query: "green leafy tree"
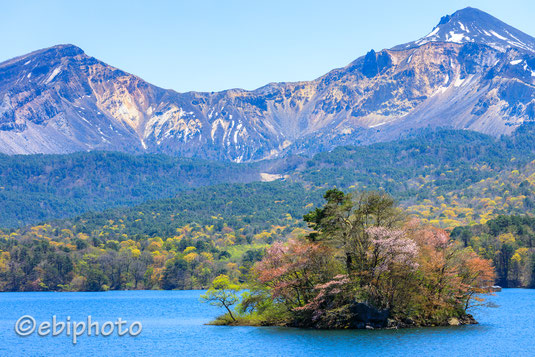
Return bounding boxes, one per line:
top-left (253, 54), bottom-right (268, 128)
top-left (201, 275), bottom-right (240, 321)
top-left (304, 189), bottom-right (403, 273)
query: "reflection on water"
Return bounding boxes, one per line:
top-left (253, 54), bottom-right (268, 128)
top-left (0, 289), bottom-right (533, 356)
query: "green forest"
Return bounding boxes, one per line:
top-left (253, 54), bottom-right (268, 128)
top-left (452, 215), bottom-right (535, 288)
top-left (0, 182), bottom-right (319, 291)
top-left (3, 126), bottom-right (535, 228)
top-left (0, 151), bottom-right (261, 227)
top-left (1, 126), bottom-right (535, 292)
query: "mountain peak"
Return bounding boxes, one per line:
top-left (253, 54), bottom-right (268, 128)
top-left (0, 44), bottom-right (85, 69)
top-left (32, 44), bottom-right (85, 59)
top-left (450, 7), bottom-right (490, 19)
top-left (50, 43), bottom-right (84, 53)
top-left (394, 7), bottom-right (535, 53)
top-left (436, 7), bottom-right (505, 29)
top-left (437, 7), bottom-right (481, 24)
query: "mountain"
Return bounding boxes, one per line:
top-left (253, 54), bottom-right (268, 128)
top-left (394, 7), bottom-right (535, 53)
top-left (1, 7), bottom-right (535, 162)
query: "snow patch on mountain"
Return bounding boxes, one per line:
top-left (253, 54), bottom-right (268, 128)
top-left (45, 66), bottom-right (61, 84)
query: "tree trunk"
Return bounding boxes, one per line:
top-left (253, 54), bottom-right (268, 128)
top-left (224, 304), bottom-right (236, 321)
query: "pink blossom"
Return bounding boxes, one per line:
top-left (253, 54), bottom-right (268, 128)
top-left (366, 226), bottom-right (419, 273)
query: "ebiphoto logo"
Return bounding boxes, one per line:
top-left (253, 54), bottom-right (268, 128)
top-left (15, 315), bottom-right (142, 344)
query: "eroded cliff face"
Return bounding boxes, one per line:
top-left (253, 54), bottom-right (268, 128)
top-left (1, 7), bottom-right (535, 161)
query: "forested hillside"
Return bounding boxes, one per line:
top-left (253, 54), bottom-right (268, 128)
top-left (293, 126), bottom-right (535, 198)
top-left (0, 182), bottom-right (320, 291)
top-left (0, 151), bottom-right (261, 227)
top-left (289, 126), bottom-right (535, 228)
top-left (3, 126), bottom-right (535, 228)
top-left (452, 215), bottom-right (535, 288)
top-left (2, 127), bottom-right (535, 291)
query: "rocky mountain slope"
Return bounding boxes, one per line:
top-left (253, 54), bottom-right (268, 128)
top-left (1, 7), bottom-right (535, 161)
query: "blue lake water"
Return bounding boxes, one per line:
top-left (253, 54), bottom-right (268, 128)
top-left (0, 289), bottom-right (533, 356)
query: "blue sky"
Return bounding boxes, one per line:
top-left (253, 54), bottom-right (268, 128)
top-left (1, 0), bottom-right (534, 92)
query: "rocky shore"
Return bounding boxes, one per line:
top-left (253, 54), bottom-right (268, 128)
top-left (214, 302), bottom-right (478, 330)
top-left (286, 302), bottom-right (478, 330)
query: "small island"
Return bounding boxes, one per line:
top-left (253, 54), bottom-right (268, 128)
top-left (202, 189), bottom-right (495, 329)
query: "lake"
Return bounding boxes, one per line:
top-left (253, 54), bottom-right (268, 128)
top-left (0, 289), bottom-right (533, 356)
